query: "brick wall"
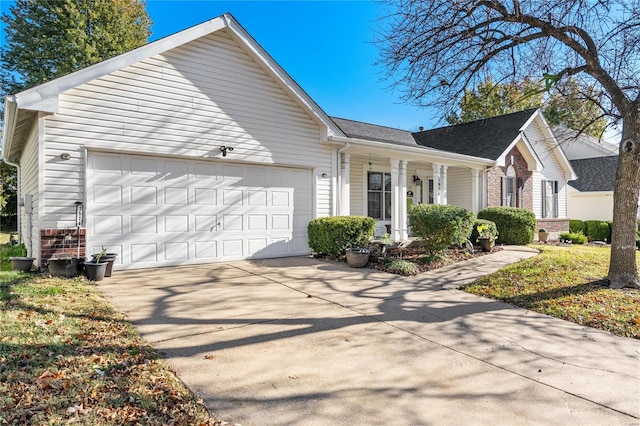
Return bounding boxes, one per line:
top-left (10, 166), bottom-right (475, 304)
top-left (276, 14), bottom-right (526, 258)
top-left (41, 228), bottom-right (86, 266)
top-left (487, 146), bottom-right (533, 209)
top-left (536, 218), bottom-right (569, 241)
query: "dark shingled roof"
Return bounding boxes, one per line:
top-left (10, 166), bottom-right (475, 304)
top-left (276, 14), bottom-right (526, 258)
top-left (568, 156), bottom-right (618, 192)
top-left (412, 109), bottom-right (538, 160)
top-left (330, 117), bottom-right (418, 147)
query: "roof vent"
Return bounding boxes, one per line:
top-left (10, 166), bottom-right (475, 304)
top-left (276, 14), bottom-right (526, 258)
top-left (418, 126), bottom-right (424, 131)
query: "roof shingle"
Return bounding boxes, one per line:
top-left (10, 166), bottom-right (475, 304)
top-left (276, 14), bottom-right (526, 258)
top-left (568, 156), bottom-right (618, 192)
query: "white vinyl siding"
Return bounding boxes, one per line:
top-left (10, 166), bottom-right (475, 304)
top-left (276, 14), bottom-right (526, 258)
top-left (525, 122), bottom-right (568, 218)
top-left (43, 29), bottom-right (332, 228)
top-left (19, 121), bottom-right (40, 258)
top-left (446, 167), bottom-right (472, 210)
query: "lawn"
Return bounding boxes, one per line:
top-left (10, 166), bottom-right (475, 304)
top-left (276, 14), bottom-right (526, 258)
top-left (0, 272), bottom-right (220, 425)
top-left (463, 244), bottom-right (640, 339)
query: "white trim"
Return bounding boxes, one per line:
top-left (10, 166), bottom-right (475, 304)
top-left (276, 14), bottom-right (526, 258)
top-left (530, 109), bottom-right (577, 180)
top-left (496, 133), bottom-right (543, 172)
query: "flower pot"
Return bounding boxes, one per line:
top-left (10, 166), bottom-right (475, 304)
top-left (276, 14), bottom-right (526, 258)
top-left (538, 232), bottom-right (549, 242)
top-left (345, 248), bottom-right (370, 268)
top-left (91, 253), bottom-right (117, 277)
top-left (48, 257), bottom-right (84, 278)
top-left (478, 238), bottom-right (492, 252)
top-left (10, 257), bottom-right (35, 272)
top-left (84, 261), bottom-right (107, 281)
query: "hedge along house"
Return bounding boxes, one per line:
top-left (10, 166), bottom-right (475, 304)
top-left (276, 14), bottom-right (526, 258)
top-left (2, 14), bottom-right (574, 271)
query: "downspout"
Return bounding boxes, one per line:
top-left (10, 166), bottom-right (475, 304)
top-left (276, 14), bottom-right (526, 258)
top-left (3, 158), bottom-right (21, 248)
top-left (336, 142), bottom-right (350, 216)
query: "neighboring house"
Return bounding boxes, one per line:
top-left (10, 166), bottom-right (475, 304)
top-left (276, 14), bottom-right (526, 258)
top-left (567, 156), bottom-right (618, 221)
top-left (1, 14), bottom-right (575, 271)
top-left (554, 126), bottom-right (618, 160)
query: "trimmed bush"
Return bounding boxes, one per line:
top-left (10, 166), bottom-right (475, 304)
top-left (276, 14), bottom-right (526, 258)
top-left (408, 204), bottom-right (476, 254)
top-left (308, 216), bottom-right (376, 259)
top-left (559, 232), bottom-right (587, 244)
top-left (469, 219), bottom-right (498, 244)
top-left (477, 206), bottom-right (536, 245)
top-left (585, 220), bottom-right (609, 242)
top-left (569, 219), bottom-right (586, 234)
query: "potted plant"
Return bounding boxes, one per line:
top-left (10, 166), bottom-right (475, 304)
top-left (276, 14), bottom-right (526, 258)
top-left (538, 228), bottom-right (549, 243)
top-left (8, 243), bottom-right (35, 273)
top-left (84, 247), bottom-right (108, 281)
top-left (345, 236), bottom-right (372, 268)
top-left (90, 251), bottom-right (117, 277)
top-left (476, 224), bottom-right (498, 252)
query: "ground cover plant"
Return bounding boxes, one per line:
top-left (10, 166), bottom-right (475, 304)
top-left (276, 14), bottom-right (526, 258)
top-left (463, 245), bottom-right (640, 339)
top-left (0, 272), bottom-right (220, 425)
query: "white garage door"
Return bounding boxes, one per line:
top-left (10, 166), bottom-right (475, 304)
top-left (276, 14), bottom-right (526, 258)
top-left (86, 153), bottom-right (312, 270)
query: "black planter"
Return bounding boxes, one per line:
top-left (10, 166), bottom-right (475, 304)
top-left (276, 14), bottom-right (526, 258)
top-left (48, 257), bottom-right (85, 278)
top-left (478, 238), bottom-right (492, 252)
top-left (10, 257), bottom-right (35, 273)
top-left (91, 253), bottom-right (117, 277)
top-left (84, 261), bottom-right (107, 281)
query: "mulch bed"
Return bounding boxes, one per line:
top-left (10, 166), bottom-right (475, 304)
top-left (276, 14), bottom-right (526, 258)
top-left (367, 243), bottom-right (502, 275)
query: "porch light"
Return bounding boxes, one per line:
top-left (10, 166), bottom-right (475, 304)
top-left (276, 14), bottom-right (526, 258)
top-left (413, 175), bottom-right (421, 183)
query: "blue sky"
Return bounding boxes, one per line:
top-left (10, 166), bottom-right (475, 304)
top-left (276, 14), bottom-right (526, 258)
top-left (0, 0), bottom-right (439, 131)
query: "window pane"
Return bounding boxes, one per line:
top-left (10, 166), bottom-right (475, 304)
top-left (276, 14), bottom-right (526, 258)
top-left (368, 173), bottom-right (382, 190)
top-left (544, 181), bottom-right (555, 218)
top-left (428, 179), bottom-right (434, 204)
top-left (368, 192), bottom-right (382, 219)
top-left (384, 190), bottom-right (392, 219)
top-left (384, 173), bottom-right (391, 191)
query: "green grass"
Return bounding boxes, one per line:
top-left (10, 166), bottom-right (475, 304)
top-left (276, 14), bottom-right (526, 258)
top-left (0, 272), bottom-right (220, 425)
top-left (463, 245), bottom-right (640, 339)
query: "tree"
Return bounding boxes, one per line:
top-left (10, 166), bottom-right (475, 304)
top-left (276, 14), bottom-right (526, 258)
top-left (378, 0), bottom-right (640, 289)
top-left (0, 0), bottom-right (151, 232)
top-left (447, 76), bottom-right (608, 138)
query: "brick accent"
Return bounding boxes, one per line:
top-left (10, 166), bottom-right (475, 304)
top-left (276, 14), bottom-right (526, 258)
top-left (536, 218), bottom-right (569, 241)
top-left (487, 146), bottom-right (533, 209)
top-left (40, 228), bottom-right (86, 265)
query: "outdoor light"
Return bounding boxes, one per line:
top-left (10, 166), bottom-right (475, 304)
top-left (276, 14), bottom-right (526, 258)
top-left (60, 153), bottom-right (71, 160)
top-left (321, 173), bottom-right (328, 178)
top-left (220, 146), bottom-right (234, 157)
top-left (413, 175), bottom-right (421, 183)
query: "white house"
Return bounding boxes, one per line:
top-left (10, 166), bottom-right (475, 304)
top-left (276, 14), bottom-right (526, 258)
top-left (1, 14), bottom-right (575, 271)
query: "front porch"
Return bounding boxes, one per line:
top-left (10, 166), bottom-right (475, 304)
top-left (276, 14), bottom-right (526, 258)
top-left (335, 148), bottom-right (490, 241)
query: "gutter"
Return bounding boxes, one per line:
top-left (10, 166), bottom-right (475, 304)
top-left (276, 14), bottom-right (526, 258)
top-left (1, 96), bottom-right (21, 247)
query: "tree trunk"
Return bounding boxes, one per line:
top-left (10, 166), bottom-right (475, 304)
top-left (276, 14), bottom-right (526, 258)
top-left (608, 113), bottom-right (640, 289)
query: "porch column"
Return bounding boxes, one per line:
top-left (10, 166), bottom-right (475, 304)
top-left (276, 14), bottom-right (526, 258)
top-left (441, 165), bottom-right (448, 205)
top-left (390, 159), bottom-right (400, 241)
top-left (399, 160), bottom-right (408, 240)
top-left (432, 163), bottom-right (442, 205)
top-left (471, 169), bottom-right (480, 212)
top-left (340, 153), bottom-right (350, 215)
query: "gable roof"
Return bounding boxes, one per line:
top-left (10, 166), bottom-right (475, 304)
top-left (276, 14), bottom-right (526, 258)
top-left (412, 109), bottom-right (538, 160)
top-left (2, 13), bottom-right (343, 163)
top-left (553, 126), bottom-right (618, 160)
top-left (568, 156), bottom-right (618, 192)
top-left (330, 117), bottom-right (417, 147)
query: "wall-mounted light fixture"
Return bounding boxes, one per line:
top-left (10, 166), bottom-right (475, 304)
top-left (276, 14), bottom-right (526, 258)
top-left (60, 153), bottom-right (71, 160)
top-left (220, 146), bottom-right (234, 157)
top-left (321, 173), bottom-right (328, 178)
top-left (413, 175), bottom-right (421, 183)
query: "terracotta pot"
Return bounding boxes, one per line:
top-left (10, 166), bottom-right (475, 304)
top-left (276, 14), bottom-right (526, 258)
top-left (538, 232), bottom-right (549, 242)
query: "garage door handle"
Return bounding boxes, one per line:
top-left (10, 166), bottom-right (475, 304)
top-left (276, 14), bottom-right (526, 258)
top-left (210, 222), bottom-right (221, 232)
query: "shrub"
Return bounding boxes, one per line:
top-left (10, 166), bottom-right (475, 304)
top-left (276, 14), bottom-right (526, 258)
top-left (585, 220), bottom-right (609, 242)
top-left (606, 221), bottom-right (613, 242)
top-left (477, 206), bottom-right (536, 245)
top-left (408, 204), bottom-right (476, 254)
top-left (386, 259), bottom-right (419, 276)
top-left (469, 219), bottom-right (498, 244)
top-left (559, 232), bottom-right (587, 244)
top-left (569, 219), bottom-right (586, 234)
top-left (0, 243), bottom-right (27, 271)
top-left (308, 216), bottom-right (376, 259)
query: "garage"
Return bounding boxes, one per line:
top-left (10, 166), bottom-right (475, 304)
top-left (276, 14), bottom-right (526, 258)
top-left (86, 152), bottom-right (312, 270)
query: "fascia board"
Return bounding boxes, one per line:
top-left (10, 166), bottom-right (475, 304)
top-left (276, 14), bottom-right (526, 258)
top-left (223, 15), bottom-right (345, 137)
top-left (329, 135), bottom-right (494, 169)
top-left (14, 17), bottom-right (228, 112)
top-left (495, 133), bottom-right (543, 172)
top-left (532, 110), bottom-right (578, 180)
top-left (1, 97), bottom-right (18, 161)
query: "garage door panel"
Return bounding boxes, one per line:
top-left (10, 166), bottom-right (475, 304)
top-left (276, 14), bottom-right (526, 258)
top-left (88, 153), bottom-right (311, 269)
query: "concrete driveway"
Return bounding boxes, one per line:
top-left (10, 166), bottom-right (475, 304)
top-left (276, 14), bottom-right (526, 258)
top-left (99, 248), bottom-right (640, 425)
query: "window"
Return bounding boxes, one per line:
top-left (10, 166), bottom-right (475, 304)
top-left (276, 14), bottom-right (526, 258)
top-left (542, 180), bottom-right (559, 218)
top-left (502, 177), bottom-right (515, 207)
top-left (367, 172), bottom-right (391, 219)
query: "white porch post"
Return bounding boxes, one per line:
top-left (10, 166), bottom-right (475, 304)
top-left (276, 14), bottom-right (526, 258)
top-left (390, 159), bottom-right (400, 241)
top-left (471, 169), bottom-right (480, 212)
top-left (441, 165), bottom-right (448, 205)
top-left (340, 153), bottom-right (351, 215)
top-left (399, 160), bottom-right (408, 240)
top-left (432, 163), bottom-right (442, 205)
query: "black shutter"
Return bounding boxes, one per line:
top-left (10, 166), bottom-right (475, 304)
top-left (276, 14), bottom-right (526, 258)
top-left (541, 180), bottom-right (547, 218)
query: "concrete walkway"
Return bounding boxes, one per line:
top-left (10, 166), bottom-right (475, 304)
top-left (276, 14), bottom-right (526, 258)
top-left (100, 247), bottom-right (640, 425)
